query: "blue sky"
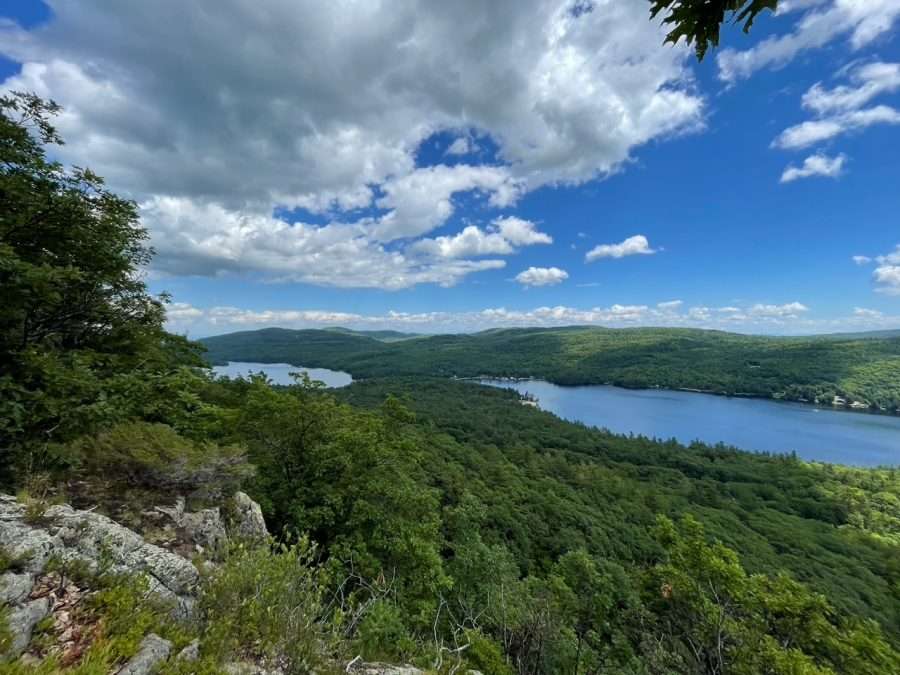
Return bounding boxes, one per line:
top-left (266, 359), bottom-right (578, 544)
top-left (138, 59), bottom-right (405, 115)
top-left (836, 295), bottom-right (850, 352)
top-left (2, 1), bottom-right (899, 335)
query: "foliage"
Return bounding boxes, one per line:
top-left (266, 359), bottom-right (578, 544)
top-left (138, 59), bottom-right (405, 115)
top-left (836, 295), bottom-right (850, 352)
top-left (200, 326), bottom-right (900, 413)
top-left (234, 376), bottom-right (447, 609)
top-left (0, 606), bottom-right (11, 659)
top-left (0, 570), bottom-right (193, 675)
top-left (0, 546), bottom-right (29, 575)
top-left (646, 515), bottom-right (900, 674)
top-left (60, 421), bottom-right (252, 497)
top-left (649, 1), bottom-right (778, 60)
top-left (199, 538), bottom-right (341, 674)
top-left (0, 92), bottom-right (206, 486)
top-left (336, 379), bottom-right (900, 657)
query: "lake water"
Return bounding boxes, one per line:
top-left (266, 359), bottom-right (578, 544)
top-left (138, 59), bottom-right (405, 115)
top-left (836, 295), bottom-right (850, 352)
top-left (212, 361), bottom-right (352, 388)
top-left (480, 380), bottom-right (900, 467)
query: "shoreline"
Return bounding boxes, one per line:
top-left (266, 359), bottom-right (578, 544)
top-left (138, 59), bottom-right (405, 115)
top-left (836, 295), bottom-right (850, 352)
top-left (466, 376), bottom-right (899, 418)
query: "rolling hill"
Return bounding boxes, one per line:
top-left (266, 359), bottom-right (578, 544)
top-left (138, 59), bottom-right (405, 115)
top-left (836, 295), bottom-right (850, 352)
top-left (200, 326), bottom-right (900, 412)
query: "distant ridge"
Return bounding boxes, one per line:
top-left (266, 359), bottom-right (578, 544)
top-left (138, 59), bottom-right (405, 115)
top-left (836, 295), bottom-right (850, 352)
top-left (200, 326), bottom-right (900, 413)
top-left (322, 326), bottom-right (420, 342)
top-left (816, 329), bottom-right (900, 340)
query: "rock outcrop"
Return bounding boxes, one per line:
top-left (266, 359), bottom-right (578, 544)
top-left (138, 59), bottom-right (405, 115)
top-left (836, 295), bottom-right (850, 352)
top-left (157, 497), bottom-right (228, 558)
top-left (0, 490), bottom-right (268, 666)
top-left (0, 492), bottom-right (434, 674)
top-left (230, 491), bottom-right (268, 541)
top-left (3, 598), bottom-right (50, 660)
top-left (117, 633), bottom-right (172, 675)
top-left (0, 495), bottom-right (199, 618)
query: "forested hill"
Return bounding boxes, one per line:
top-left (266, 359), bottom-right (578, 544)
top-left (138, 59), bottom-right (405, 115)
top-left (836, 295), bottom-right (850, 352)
top-left (200, 326), bottom-right (900, 411)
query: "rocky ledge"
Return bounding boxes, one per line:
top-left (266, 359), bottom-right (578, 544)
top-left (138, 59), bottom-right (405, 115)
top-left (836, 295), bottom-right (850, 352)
top-left (0, 491), bottom-right (266, 665)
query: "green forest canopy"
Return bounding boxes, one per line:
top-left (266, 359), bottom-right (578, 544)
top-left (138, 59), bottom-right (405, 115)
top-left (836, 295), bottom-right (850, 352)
top-left (201, 326), bottom-right (900, 412)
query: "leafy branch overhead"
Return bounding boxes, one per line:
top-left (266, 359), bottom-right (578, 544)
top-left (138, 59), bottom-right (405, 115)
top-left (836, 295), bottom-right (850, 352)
top-left (650, 0), bottom-right (779, 60)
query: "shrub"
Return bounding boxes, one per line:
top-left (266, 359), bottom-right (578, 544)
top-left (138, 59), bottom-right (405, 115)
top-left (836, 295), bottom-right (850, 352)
top-left (200, 538), bottom-right (342, 674)
top-left (355, 600), bottom-right (415, 663)
top-left (62, 421), bottom-right (252, 498)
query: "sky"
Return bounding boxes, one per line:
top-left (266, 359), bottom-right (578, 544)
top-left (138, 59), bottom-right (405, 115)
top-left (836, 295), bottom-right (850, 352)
top-left (1, 0), bottom-right (899, 337)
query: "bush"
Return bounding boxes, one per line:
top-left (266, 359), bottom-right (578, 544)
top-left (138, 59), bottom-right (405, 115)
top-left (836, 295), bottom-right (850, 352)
top-left (61, 421), bottom-right (252, 498)
top-left (200, 538), bottom-right (342, 674)
top-left (355, 600), bottom-right (416, 663)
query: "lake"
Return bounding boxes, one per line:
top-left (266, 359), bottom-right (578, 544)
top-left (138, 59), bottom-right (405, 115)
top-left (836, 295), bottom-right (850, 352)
top-left (212, 361), bottom-right (352, 388)
top-left (480, 379), bottom-right (900, 467)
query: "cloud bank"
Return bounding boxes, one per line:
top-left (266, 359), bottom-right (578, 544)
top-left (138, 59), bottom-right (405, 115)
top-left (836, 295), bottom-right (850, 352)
top-left (0, 0), bottom-right (704, 289)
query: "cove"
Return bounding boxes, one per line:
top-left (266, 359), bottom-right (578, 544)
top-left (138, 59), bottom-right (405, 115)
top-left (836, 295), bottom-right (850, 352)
top-left (480, 379), bottom-right (900, 467)
top-left (212, 361), bottom-right (353, 388)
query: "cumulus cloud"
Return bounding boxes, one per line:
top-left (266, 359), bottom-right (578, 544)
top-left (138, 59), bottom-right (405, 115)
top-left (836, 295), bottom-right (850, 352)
top-left (854, 246), bottom-right (900, 295)
top-left (515, 266), bottom-right (569, 287)
top-left (370, 164), bottom-right (522, 242)
top-left (410, 217), bottom-right (551, 259)
top-left (585, 235), bottom-right (656, 262)
top-left (141, 196), bottom-right (505, 289)
top-left (780, 152), bottom-right (846, 182)
top-left (718, 1), bottom-right (900, 82)
top-left (747, 302), bottom-right (810, 318)
top-left (773, 61), bottom-right (900, 152)
top-left (494, 216), bottom-right (553, 246)
top-left (802, 61), bottom-right (900, 114)
top-left (0, 0), bottom-right (704, 288)
top-left (853, 307), bottom-right (884, 318)
top-left (874, 266), bottom-right (900, 295)
top-left (445, 136), bottom-right (475, 156)
top-left (774, 105), bottom-right (900, 149)
top-left (876, 245), bottom-right (900, 265)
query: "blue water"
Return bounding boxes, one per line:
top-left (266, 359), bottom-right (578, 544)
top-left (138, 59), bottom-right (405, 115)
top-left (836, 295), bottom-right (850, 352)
top-left (480, 380), bottom-right (900, 467)
top-left (212, 362), bottom-right (352, 388)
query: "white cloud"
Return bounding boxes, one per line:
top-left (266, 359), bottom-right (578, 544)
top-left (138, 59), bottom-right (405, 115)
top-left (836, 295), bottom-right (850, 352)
top-left (857, 246), bottom-right (900, 295)
top-left (780, 152), bottom-right (846, 182)
top-left (445, 136), bottom-right (475, 155)
top-left (410, 217), bottom-right (551, 259)
top-left (803, 62), bottom-right (900, 114)
top-left (774, 61), bottom-right (900, 152)
top-left (657, 300), bottom-right (684, 310)
top-left (0, 0), bottom-right (704, 287)
top-left (494, 216), bottom-right (553, 246)
top-left (874, 265), bottom-right (900, 295)
top-left (411, 225), bottom-right (514, 258)
top-left (747, 302), bottom-right (810, 318)
top-left (853, 307), bottom-right (884, 318)
top-left (774, 105), bottom-right (900, 149)
top-left (876, 245), bottom-right (900, 265)
top-left (515, 266), bottom-right (569, 287)
top-left (718, 1), bottom-right (900, 82)
top-left (585, 235), bottom-right (656, 262)
top-left (369, 164), bottom-right (522, 242)
top-left (141, 196), bottom-right (505, 289)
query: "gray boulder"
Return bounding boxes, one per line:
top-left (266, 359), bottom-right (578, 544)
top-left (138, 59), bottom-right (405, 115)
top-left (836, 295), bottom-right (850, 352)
top-left (1, 597), bottom-right (50, 661)
top-left (43, 504), bottom-right (199, 610)
top-left (0, 495), bottom-right (199, 619)
top-left (117, 633), bottom-right (172, 675)
top-left (0, 572), bottom-right (33, 605)
top-left (0, 497), bottom-right (60, 574)
top-left (230, 492), bottom-right (268, 541)
top-left (158, 498), bottom-right (228, 557)
top-left (175, 638), bottom-right (200, 662)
